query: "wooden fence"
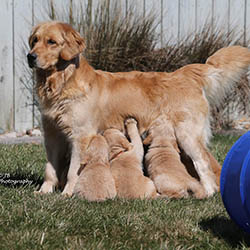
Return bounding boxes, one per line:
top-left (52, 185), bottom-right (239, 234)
top-left (0, 0), bottom-right (250, 132)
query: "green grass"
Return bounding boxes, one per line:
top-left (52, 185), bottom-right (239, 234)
top-left (0, 134), bottom-right (250, 249)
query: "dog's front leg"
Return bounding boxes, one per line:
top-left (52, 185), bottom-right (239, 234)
top-left (37, 115), bottom-right (70, 194)
top-left (61, 141), bottom-right (81, 196)
top-left (38, 161), bottom-right (58, 193)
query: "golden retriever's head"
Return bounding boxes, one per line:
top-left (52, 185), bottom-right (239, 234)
top-left (27, 21), bottom-right (85, 70)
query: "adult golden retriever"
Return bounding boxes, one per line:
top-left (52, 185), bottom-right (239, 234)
top-left (27, 21), bottom-right (250, 197)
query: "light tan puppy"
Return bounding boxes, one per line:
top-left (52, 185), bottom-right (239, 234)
top-left (73, 135), bottom-right (117, 201)
top-left (144, 116), bottom-right (206, 199)
top-left (103, 118), bottom-right (157, 199)
top-left (27, 21), bottom-right (250, 197)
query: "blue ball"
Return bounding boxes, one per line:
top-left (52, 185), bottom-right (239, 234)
top-left (220, 131), bottom-right (250, 233)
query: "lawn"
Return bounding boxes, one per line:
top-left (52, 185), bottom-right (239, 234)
top-left (0, 134), bottom-right (249, 250)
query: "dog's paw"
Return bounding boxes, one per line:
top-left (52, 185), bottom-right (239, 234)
top-left (62, 191), bottom-right (73, 198)
top-left (34, 184), bottom-right (54, 194)
top-left (125, 118), bottom-right (137, 126)
top-left (203, 181), bottom-right (219, 197)
top-left (61, 186), bottom-right (74, 197)
top-left (34, 190), bottom-right (42, 195)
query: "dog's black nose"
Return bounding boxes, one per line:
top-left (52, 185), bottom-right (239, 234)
top-left (27, 53), bottom-right (37, 68)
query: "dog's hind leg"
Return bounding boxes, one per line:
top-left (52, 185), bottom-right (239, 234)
top-left (207, 151), bottom-right (221, 188)
top-left (175, 125), bottom-right (218, 197)
top-left (62, 141), bottom-right (81, 196)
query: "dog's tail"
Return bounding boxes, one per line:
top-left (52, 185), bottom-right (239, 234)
top-left (202, 46), bottom-right (250, 106)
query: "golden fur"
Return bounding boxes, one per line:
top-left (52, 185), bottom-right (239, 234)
top-left (103, 118), bottom-right (158, 199)
top-left (27, 21), bottom-right (250, 197)
top-left (73, 135), bottom-right (117, 201)
top-left (144, 116), bottom-right (206, 198)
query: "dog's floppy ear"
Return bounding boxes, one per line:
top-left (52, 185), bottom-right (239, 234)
top-left (60, 23), bottom-right (86, 61)
top-left (28, 23), bottom-right (42, 49)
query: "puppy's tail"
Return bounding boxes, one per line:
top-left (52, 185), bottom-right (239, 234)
top-left (203, 46), bottom-right (250, 106)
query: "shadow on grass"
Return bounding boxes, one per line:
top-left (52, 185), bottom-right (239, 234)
top-left (0, 173), bottom-right (43, 188)
top-left (200, 216), bottom-right (250, 247)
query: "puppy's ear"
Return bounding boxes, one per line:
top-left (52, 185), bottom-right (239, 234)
top-left (143, 134), bottom-right (152, 145)
top-left (60, 23), bottom-right (86, 61)
top-left (121, 140), bottom-right (133, 152)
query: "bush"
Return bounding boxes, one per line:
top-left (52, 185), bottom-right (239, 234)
top-left (46, 0), bottom-right (158, 72)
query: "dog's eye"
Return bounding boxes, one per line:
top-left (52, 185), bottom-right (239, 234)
top-left (31, 37), bottom-right (38, 47)
top-left (48, 39), bottom-right (56, 45)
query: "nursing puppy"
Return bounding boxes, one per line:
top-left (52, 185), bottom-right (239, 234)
top-left (103, 118), bottom-right (157, 199)
top-left (144, 117), bottom-right (206, 199)
top-left (27, 21), bottom-right (250, 197)
top-left (73, 135), bottom-right (117, 201)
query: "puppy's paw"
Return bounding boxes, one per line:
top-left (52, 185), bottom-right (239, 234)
top-left (125, 118), bottom-right (137, 126)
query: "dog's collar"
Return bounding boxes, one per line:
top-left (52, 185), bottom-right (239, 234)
top-left (56, 55), bottom-right (80, 71)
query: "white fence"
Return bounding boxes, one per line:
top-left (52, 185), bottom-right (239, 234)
top-left (0, 0), bottom-right (250, 132)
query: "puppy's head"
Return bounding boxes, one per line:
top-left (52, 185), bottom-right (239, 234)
top-left (103, 128), bottom-right (133, 161)
top-left (27, 21), bottom-right (85, 70)
top-left (143, 119), bottom-right (180, 152)
top-left (80, 135), bottom-right (110, 166)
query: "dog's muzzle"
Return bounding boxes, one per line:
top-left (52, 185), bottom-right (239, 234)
top-left (27, 53), bottom-right (37, 68)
